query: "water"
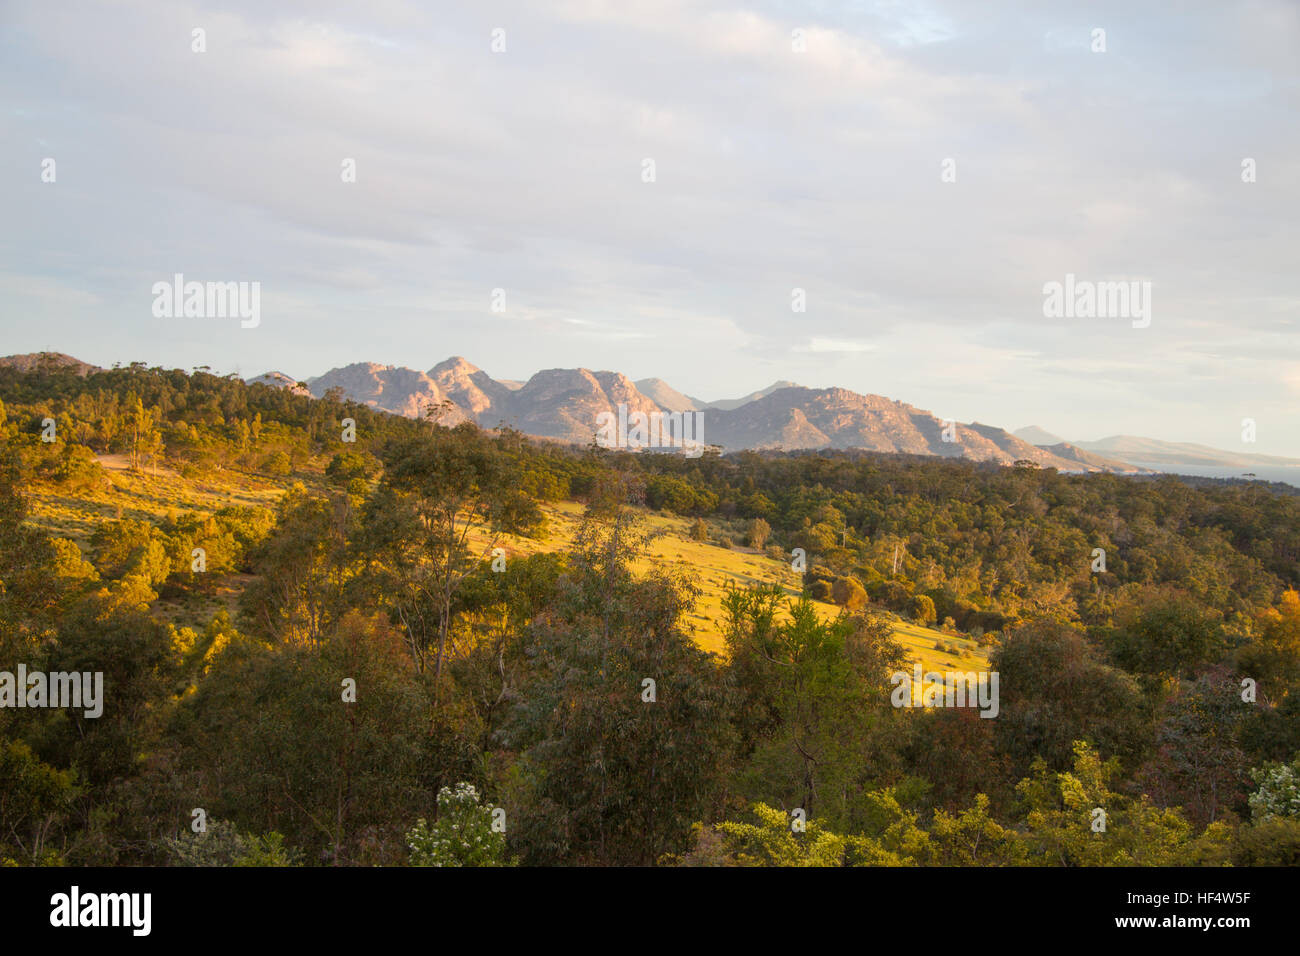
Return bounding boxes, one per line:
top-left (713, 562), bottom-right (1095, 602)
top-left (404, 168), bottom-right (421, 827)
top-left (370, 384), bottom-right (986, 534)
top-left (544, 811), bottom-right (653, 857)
top-left (1133, 463), bottom-right (1300, 489)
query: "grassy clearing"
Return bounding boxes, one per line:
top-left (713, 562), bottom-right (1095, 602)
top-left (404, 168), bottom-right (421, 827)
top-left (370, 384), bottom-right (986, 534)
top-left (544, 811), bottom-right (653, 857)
top-left (26, 467), bottom-right (987, 674)
top-left (26, 455), bottom-right (293, 548)
top-left (488, 501), bottom-right (990, 671)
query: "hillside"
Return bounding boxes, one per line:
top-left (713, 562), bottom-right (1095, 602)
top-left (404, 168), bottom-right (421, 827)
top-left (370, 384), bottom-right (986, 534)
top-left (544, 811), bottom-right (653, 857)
top-left (248, 371), bottom-right (310, 396)
top-left (20, 448), bottom-right (975, 671)
top-left (1014, 425), bottom-right (1065, 445)
top-left (0, 351), bottom-right (100, 376)
top-left (1077, 435), bottom-right (1300, 469)
top-left (633, 377), bottom-right (702, 412)
top-left (1017, 426), bottom-right (1300, 473)
top-left (3, 357), bottom-right (1299, 871)
top-left (1033, 442), bottom-right (1151, 474)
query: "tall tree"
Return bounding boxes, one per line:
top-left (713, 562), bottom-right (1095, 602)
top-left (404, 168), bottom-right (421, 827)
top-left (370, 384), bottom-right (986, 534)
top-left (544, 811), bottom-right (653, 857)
top-left (363, 425), bottom-right (541, 686)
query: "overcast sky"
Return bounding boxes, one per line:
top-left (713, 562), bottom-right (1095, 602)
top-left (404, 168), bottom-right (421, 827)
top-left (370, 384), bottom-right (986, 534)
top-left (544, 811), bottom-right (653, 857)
top-left (2, 0), bottom-right (1297, 454)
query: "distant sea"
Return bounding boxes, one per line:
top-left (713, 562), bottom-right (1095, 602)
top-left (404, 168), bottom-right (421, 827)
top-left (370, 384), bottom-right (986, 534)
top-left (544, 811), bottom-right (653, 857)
top-left (1136, 463), bottom-right (1300, 488)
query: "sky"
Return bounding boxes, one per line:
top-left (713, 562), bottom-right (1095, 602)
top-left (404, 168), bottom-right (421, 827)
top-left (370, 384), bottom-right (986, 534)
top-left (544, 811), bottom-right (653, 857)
top-left (2, 0), bottom-right (1298, 455)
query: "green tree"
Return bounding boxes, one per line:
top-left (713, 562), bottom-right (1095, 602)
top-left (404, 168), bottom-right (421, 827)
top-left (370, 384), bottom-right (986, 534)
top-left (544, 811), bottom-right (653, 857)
top-left (503, 504), bottom-right (733, 865)
top-left (726, 585), bottom-right (905, 828)
top-left (1016, 741), bottom-right (1228, 866)
top-left (831, 576), bottom-right (868, 611)
top-left (910, 593), bottom-right (937, 626)
top-left (365, 427), bottom-right (542, 684)
top-left (992, 622), bottom-right (1152, 776)
top-left (1109, 597), bottom-right (1228, 681)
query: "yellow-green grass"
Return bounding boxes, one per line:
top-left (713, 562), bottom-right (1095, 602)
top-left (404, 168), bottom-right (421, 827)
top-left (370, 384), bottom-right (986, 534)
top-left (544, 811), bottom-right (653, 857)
top-left (24, 468), bottom-right (988, 678)
top-left (25, 455), bottom-right (294, 548)
top-left (485, 501), bottom-right (990, 673)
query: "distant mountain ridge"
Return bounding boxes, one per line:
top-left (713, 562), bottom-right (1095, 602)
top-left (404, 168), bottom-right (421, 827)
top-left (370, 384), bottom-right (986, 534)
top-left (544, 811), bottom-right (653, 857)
top-left (260, 359), bottom-right (1145, 472)
top-left (0, 352), bottom-right (100, 376)
top-left (11, 350), bottom-right (1266, 475)
top-left (1015, 426), bottom-right (1300, 471)
top-left (701, 380), bottom-right (802, 411)
top-left (247, 371), bottom-right (310, 396)
top-left (1076, 435), bottom-right (1300, 469)
top-left (1013, 425), bottom-right (1065, 446)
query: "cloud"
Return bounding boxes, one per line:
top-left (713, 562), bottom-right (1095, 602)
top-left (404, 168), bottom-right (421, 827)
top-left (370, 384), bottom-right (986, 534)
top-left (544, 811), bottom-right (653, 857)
top-left (1, 0), bottom-right (1297, 453)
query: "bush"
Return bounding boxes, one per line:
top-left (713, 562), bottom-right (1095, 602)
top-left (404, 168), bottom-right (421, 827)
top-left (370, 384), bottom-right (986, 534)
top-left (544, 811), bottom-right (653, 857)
top-left (53, 444), bottom-right (106, 492)
top-left (163, 819), bottom-right (302, 867)
top-left (689, 518), bottom-right (708, 541)
top-left (1230, 818), bottom-right (1300, 866)
top-left (406, 783), bottom-right (512, 867)
top-left (1248, 758), bottom-right (1300, 821)
top-left (830, 576), bottom-right (868, 611)
top-left (648, 475), bottom-right (714, 515)
top-left (874, 580), bottom-right (913, 612)
top-left (325, 451), bottom-right (379, 486)
top-left (263, 450), bottom-right (292, 476)
top-left (910, 594), bottom-right (937, 627)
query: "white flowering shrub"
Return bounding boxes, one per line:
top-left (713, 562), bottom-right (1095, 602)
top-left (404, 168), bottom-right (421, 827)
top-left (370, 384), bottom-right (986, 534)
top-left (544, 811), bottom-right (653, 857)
top-left (1248, 759), bottom-right (1300, 822)
top-left (406, 782), bottom-right (512, 867)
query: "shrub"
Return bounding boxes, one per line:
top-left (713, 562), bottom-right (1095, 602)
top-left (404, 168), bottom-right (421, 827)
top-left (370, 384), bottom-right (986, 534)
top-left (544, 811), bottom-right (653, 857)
top-left (53, 444), bottom-right (105, 492)
top-left (830, 576), bottom-right (868, 611)
top-left (910, 594), bottom-right (937, 627)
top-left (1230, 818), bottom-right (1300, 866)
top-left (1248, 758), bottom-right (1300, 822)
top-left (163, 819), bottom-right (302, 867)
top-left (874, 580), bottom-right (914, 612)
top-left (325, 451), bottom-right (379, 486)
top-left (263, 450), bottom-right (292, 476)
top-left (406, 783), bottom-right (512, 867)
top-left (746, 518), bottom-right (772, 550)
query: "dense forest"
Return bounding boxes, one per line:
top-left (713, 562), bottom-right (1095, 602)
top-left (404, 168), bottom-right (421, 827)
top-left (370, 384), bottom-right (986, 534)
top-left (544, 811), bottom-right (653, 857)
top-left (2, 357), bottom-right (1299, 866)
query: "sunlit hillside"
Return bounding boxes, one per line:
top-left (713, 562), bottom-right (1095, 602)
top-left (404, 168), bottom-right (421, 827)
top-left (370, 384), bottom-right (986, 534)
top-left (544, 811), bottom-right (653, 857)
top-left (25, 455), bottom-right (983, 673)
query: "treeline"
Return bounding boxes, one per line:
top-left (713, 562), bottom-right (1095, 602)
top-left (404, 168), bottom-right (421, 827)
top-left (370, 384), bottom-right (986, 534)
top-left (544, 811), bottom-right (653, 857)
top-left (630, 449), bottom-right (1300, 633)
top-left (1, 363), bottom-right (1299, 866)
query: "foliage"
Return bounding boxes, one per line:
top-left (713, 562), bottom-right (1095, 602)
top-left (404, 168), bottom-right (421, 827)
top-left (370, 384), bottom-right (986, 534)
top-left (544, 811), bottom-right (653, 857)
top-left (1, 361), bottom-right (1297, 867)
top-left (406, 783), bottom-right (512, 867)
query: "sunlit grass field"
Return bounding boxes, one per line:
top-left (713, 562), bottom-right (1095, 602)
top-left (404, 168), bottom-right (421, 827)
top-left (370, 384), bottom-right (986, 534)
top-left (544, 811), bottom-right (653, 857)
top-left (26, 454), bottom-right (286, 546)
top-left (26, 461), bottom-right (988, 675)
top-left (487, 501), bottom-right (989, 671)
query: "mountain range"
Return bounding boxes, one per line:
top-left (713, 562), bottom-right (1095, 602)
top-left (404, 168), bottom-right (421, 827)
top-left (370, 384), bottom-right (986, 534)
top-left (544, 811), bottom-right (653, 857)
top-left (6, 352), bottom-right (1295, 478)
top-left (254, 357), bottom-right (1149, 473)
top-left (1013, 428), bottom-right (1300, 472)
